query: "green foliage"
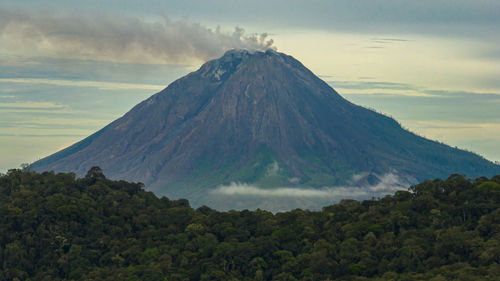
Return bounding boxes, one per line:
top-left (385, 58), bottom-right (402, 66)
top-left (1, 170), bottom-right (500, 280)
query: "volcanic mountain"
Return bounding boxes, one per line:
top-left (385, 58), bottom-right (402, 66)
top-left (32, 49), bottom-right (500, 209)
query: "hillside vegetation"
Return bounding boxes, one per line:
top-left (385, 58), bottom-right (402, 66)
top-left (1, 167), bottom-right (500, 280)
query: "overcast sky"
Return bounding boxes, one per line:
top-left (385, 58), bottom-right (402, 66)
top-left (1, 0), bottom-right (500, 172)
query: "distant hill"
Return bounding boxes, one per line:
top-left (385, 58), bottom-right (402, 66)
top-left (31, 49), bottom-right (500, 209)
top-left (2, 169), bottom-right (500, 279)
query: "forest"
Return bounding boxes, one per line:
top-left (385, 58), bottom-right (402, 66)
top-left (1, 167), bottom-right (500, 280)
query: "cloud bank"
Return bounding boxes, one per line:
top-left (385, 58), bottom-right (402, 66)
top-left (0, 8), bottom-right (275, 64)
top-left (212, 173), bottom-right (410, 201)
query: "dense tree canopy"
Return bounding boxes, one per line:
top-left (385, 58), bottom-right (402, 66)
top-left (1, 167), bottom-right (500, 280)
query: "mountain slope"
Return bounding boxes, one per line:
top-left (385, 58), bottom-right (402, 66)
top-left (32, 49), bottom-right (500, 208)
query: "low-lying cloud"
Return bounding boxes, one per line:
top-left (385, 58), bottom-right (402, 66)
top-left (0, 8), bottom-right (275, 64)
top-left (212, 173), bottom-right (410, 201)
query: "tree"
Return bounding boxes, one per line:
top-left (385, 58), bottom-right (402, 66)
top-left (85, 166), bottom-right (106, 181)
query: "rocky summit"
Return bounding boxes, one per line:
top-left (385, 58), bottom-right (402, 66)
top-left (32, 49), bottom-right (500, 210)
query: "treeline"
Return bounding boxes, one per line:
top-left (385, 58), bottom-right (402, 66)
top-left (1, 167), bottom-right (500, 280)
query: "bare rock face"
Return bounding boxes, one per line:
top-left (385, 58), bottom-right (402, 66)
top-left (32, 49), bottom-right (500, 209)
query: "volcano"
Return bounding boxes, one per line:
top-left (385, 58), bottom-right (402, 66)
top-left (32, 49), bottom-right (500, 209)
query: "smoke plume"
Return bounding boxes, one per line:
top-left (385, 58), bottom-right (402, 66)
top-left (0, 8), bottom-right (276, 64)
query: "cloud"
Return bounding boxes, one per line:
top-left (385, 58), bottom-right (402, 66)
top-left (0, 101), bottom-right (66, 109)
top-left (423, 89), bottom-right (500, 98)
top-left (0, 133), bottom-right (88, 138)
top-left (0, 8), bottom-right (276, 64)
top-left (0, 78), bottom-right (165, 91)
top-left (363, 37), bottom-right (413, 50)
top-left (0, 108), bottom-right (86, 115)
top-left (330, 80), bottom-right (417, 91)
top-left (329, 80), bottom-right (438, 97)
top-left (406, 120), bottom-right (500, 130)
top-left (12, 117), bottom-right (107, 127)
top-left (212, 173), bottom-right (409, 200)
top-left (371, 38), bottom-right (411, 43)
top-left (330, 80), bottom-right (500, 98)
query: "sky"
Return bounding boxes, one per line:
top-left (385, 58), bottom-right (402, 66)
top-left (1, 0), bottom-right (500, 172)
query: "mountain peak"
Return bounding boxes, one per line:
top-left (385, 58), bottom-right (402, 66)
top-left (201, 48), bottom-right (285, 81)
top-left (221, 48), bottom-right (281, 59)
top-left (221, 48), bottom-right (252, 58)
top-left (32, 49), bottom-right (500, 210)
